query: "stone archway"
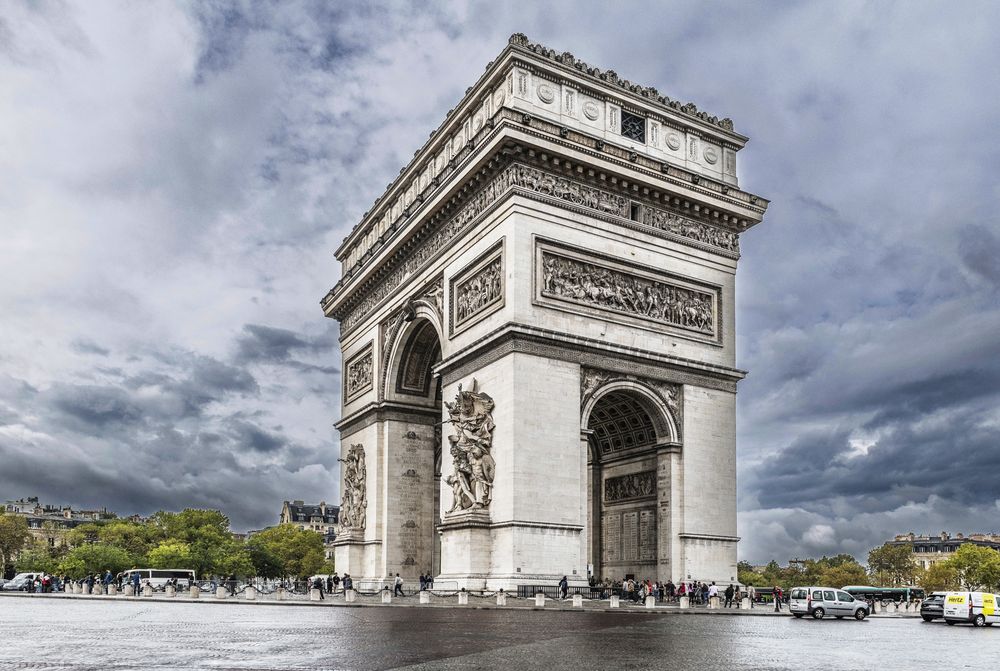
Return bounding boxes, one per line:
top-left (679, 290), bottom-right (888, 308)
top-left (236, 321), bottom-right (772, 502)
top-left (383, 316), bottom-right (443, 578)
top-left (581, 378), bottom-right (680, 584)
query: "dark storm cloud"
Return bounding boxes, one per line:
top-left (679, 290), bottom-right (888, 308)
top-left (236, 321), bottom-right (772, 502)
top-left (71, 339), bottom-right (110, 356)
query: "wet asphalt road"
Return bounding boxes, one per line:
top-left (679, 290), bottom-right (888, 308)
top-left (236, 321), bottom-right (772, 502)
top-left (0, 597), bottom-right (994, 670)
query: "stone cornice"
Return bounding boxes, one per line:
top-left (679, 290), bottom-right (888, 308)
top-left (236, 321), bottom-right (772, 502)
top-left (435, 322), bottom-right (747, 393)
top-left (324, 136), bottom-right (765, 335)
top-left (331, 33), bottom-right (764, 285)
top-left (335, 401), bottom-right (439, 435)
top-left (506, 33), bottom-right (741, 135)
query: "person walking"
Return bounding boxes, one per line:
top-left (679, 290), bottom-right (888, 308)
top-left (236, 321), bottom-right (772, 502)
top-left (748, 584), bottom-right (756, 608)
top-left (393, 573), bottom-right (404, 597)
top-left (343, 574), bottom-right (353, 591)
top-left (326, 575), bottom-right (333, 594)
top-left (724, 583), bottom-right (735, 608)
top-left (131, 571), bottom-right (141, 595)
top-left (332, 573), bottom-right (341, 593)
top-left (773, 585), bottom-right (782, 612)
top-left (559, 575), bottom-right (568, 600)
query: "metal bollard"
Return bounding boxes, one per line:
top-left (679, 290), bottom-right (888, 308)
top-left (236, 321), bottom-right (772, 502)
top-left (609, 594), bottom-right (620, 608)
top-left (457, 591), bottom-right (468, 605)
top-left (573, 594), bottom-right (584, 608)
top-left (419, 591), bottom-right (430, 604)
top-left (535, 593), bottom-right (546, 607)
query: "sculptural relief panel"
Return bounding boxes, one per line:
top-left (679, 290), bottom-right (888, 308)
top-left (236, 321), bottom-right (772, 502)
top-left (443, 379), bottom-right (496, 516)
top-left (338, 444), bottom-right (367, 532)
top-left (535, 239), bottom-right (720, 342)
top-left (344, 343), bottom-right (374, 402)
top-left (450, 240), bottom-right (505, 336)
top-left (604, 470), bottom-right (657, 503)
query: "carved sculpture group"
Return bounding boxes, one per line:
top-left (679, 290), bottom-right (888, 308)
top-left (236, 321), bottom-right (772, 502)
top-left (443, 380), bottom-right (496, 514)
top-left (345, 350), bottom-right (373, 398)
top-left (541, 252), bottom-right (714, 334)
top-left (338, 444), bottom-right (367, 531)
top-left (604, 471), bottom-right (656, 503)
top-left (455, 257), bottom-right (503, 326)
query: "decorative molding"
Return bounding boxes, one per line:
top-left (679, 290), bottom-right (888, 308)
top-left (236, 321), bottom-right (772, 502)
top-left (344, 343), bottom-right (373, 402)
top-left (450, 239), bottom-right (505, 336)
top-left (536, 239), bottom-right (720, 342)
top-left (508, 33), bottom-right (736, 132)
top-left (604, 470), bottom-right (657, 503)
top-left (338, 444), bottom-right (367, 532)
top-left (443, 379), bottom-right (496, 515)
top-left (333, 157), bottom-right (740, 336)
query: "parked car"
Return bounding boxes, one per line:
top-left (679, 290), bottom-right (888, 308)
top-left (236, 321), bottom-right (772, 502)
top-left (1, 573), bottom-right (41, 592)
top-left (943, 592), bottom-right (1000, 627)
top-left (789, 586), bottom-right (870, 620)
top-left (920, 593), bottom-right (946, 621)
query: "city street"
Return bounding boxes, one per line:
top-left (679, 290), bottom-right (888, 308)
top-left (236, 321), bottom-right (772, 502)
top-left (0, 596), bottom-right (992, 670)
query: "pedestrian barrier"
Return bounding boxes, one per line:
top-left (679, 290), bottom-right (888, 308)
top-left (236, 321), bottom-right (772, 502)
top-left (645, 596), bottom-right (656, 609)
top-left (245, 586), bottom-right (256, 601)
top-left (381, 590), bottom-right (392, 604)
top-left (609, 594), bottom-right (620, 608)
top-left (534, 593), bottom-right (545, 607)
top-left (143, 585), bottom-right (153, 597)
top-left (310, 588), bottom-right (322, 601)
top-left (419, 591), bottom-right (430, 604)
top-left (496, 592), bottom-right (507, 606)
top-left (345, 589), bottom-right (357, 603)
top-left (215, 587), bottom-right (226, 599)
top-left (190, 585), bottom-right (199, 599)
top-left (679, 596), bottom-right (689, 609)
top-left (573, 594), bottom-right (583, 608)
top-left (107, 585), bottom-right (117, 596)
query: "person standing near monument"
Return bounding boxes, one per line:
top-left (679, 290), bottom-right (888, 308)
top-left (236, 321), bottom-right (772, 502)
top-left (559, 575), bottom-right (568, 599)
top-left (393, 573), bottom-right (404, 597)
top-left (724, 583), bottom-right (735, 608)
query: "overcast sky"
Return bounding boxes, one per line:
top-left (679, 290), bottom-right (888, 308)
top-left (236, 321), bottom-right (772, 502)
top-left (2, 1), bottom-right (998, 563)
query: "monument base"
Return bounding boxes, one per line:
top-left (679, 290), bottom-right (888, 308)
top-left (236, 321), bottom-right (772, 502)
top-left (436, 510), bottom-right (492, 589)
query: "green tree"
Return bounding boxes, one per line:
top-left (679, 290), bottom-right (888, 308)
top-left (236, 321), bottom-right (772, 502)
top-left (97, 521), bottom-right (163, 560)
top-left (948, 544), bottom-right (1000, 590)
top-left (820, 562), bottom-right (869, 588)
top-left (148, 509), bottom-right (242, 577)
top-left (147, 541), bottom-right (193, 569)
top-left (246, 524), bottom-right (327, 579)
top-left (867, 543), bottom-right (916, 586)
top-left (14, 543), bottom-right (60, 574)
top-left (0, 513), bottom-right (30, 577)
top-left (737, 560), bottom-right (765, 586)
top-left (57, 544), bottom-right (133, 579)
top-left (922, 562), bottom-right (960, 592)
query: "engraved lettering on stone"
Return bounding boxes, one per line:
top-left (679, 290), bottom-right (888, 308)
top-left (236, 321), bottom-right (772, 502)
top-left (622, 511), bottom-right (638, 561)
top-left (455, 256), bottom-right (502, 327)
top-left (541, 252), bottom-right (715, 334)
top-left (603, 512), bottom-right (621, 563)
top-left (604, 470), bottom-right (656, 503)
top-left (444, 379), bottom-right (496, 515)
top-left (338, 444), bottom-right (367, 531)
top-left (639, 509), bottom-right (656, 561)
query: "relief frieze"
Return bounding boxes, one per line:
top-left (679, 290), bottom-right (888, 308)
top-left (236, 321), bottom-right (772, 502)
top-left (540, 249), bottom-right (716, 337)
top-left (344, 344), bottom-right (373, 402)
top-left (451, 241), bottom-right (504, 335)
top-left (337, 161), bottom-right (736, 334)
top-left (604, 470), bottom-right (656, 503)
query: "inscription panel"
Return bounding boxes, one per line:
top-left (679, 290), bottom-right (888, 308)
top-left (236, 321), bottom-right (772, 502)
top-left (602, 511), bottom-right (621, 564)
top-left (622, 511), bottom-right (638, 562)
top-left (535, 239), bottom-right (720, 342)
top-left (639, 509), bottom-right (656, 561)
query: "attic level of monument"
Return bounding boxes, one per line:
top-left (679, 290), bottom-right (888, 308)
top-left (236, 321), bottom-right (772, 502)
top-left (326, 33), bottom-right (769, 298)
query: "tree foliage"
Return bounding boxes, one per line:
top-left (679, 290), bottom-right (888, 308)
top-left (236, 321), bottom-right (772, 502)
top-left (921, 562), bottom-right (960, 592)
top-left (947, 544), bottom-right (1000, 590)
top-left (245, 524), bottom-right (327, 579)
top-left (14, 543), bottom-right (60, 575)
top-left (0, 513), bottom-right (30, 577)
top-left (57, 544), bottom-right (134, 579)
top-left (867, 543), bottom-right (917, 586)
top-left (147, 541), bottom-right (193, 569)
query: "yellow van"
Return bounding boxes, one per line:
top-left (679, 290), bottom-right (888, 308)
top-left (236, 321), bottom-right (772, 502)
top-left (942, 592), bottom-right (1000, 627)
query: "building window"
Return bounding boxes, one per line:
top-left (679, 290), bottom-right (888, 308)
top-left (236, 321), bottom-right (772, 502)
top-left (620, 110), bottom-right (646, 143)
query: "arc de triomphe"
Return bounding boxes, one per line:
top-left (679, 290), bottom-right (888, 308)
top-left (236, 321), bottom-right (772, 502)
top-left (322, 34), bottom-right (768, 589)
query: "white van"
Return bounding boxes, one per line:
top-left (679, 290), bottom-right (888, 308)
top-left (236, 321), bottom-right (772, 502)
top-left (942, 592), bottom-right (1000, 627)
top-left (122, 569), bottom-right (195, 590)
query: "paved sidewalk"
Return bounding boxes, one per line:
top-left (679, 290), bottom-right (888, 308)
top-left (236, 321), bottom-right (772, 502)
top-left (0, 591), bottom-right (920, 618)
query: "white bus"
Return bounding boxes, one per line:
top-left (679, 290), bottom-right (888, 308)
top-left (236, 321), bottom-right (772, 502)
top-left (123, 569), bottom-right (196, 589)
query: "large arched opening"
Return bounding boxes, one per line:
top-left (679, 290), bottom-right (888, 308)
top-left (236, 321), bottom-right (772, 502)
top-left (583, 383), bottom-right (676, 584)
top-left (385, 315), bottom-right (443, 577)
